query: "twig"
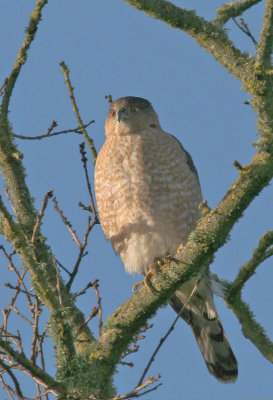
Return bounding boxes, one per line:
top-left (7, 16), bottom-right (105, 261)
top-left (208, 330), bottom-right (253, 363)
top-left (0, 374), bottom-right (16, 400)
top-left (31, 190), bottom-right (53, 244)
top-left (55, 258), bottom-right (72, 276)
top-left (121, 344), bottom-right (139, 360)
top-left (66, 217), bottom-right (93, 290)
top-left (0, 359), bottom-right (24, 399)
top-left (79, 142), bottom-right (99, 221)
top-left (111, 375), bottom-right (161, 400)
top-left (74, 281), bottom-right (94, 297)
top-left (105, 95), bottom-right (113, 103)
top-left (0, 337), bottom-right (65, 393)
top-left (137, 276), bottom-right (201, 386)
top-left (3, 249), bottom-right (34, 309)
top-left (4, 282), bottom-right (35, 297)
top-left (0, 248), bottom-right (28, 331)
top-left (60, 61), bottom-right (97, 163)
top-left (76, 306), bottom-right (99, 336)
top-left (232, 17), bottom-right (257, 45)
top-left (13, 120), bottom-right (94, 141)
top-left (45, 120), bottom-right (57, 135)
top-left (4, 187), bottom-right (19, 218)
top-left (52, 196), bottom-right (81, 247)
top-left (119, 361), bottom-right (134, 367)
top-left (52, 255), bottom-right (63, 306)
top-left (9, 306), bottom-right (32, 326)
top-left (30, 297), bottom-right (42, 364)
top-left (93, 280), bottom-right (102, 337)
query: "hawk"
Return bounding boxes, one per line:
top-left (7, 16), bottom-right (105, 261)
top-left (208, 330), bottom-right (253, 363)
top-left (94, 96), bottom-right (238, 382)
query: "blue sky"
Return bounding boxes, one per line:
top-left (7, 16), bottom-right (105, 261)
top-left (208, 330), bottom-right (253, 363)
top-left (0, 1), bottom-right (272, 399)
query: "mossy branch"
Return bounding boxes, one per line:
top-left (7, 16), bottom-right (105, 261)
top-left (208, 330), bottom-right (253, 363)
top-left (1, 0), bottom-right (48, 117)
top-left (226, 294), bottom-right (273, 362)
top-left (215, 0), bottom-right (263, 26)
top-left (122, 0), bottom-right (254, 81)
top-left (60, 61), bottom-right (98, 164)
top-left (0, 0), bottom-right (96, 383)
top-left (256, 0), bottom-right (273, 67)
top-left (227, 231), bottom-right (273, 298)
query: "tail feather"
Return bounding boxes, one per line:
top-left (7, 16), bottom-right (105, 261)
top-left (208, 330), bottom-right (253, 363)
top-left (169, 274), bottom-right (238, 383)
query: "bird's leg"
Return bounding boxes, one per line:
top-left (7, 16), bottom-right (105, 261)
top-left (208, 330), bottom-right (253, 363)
top-left (132, 253), bottom-right (179, 293)
top-left (132, 262), bottom-right (160, 293)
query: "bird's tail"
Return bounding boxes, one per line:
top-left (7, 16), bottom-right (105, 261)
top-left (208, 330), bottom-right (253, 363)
top-left (169, 274), bottom-right (238, 383)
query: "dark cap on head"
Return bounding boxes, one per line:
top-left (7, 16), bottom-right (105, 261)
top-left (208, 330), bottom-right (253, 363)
top-left (110, 96), bottom-right (153, 111)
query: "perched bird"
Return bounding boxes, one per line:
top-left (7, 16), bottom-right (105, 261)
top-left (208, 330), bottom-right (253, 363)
top-left (94, 96), bottom-right (238, 382)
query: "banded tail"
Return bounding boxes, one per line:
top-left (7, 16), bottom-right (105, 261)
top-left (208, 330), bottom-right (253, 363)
top-left (169, 274), bottom-right (238, 383)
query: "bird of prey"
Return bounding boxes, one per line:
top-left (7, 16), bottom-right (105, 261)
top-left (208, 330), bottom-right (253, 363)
top-left (94, 96), bottom-right (238, 382)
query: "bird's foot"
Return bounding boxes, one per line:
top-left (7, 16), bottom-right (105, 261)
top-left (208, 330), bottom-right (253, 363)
top-left (132, 253), bottom-right (178, 293)
top-left (154, 253), bottom-right (180, 266)
top-left (132, 263), bottom-right (160, 293)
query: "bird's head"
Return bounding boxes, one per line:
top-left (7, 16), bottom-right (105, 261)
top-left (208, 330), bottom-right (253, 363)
top-left (105, 96), bottom-right (160, 136)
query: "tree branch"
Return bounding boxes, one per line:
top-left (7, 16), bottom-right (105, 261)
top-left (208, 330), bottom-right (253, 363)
top-left (228, 230), bottom-right (273, 297)
top-left (0, 338), bottom-right (65, 395)
top-left (226, 294), bottom-right (273, 362)
top-left (1, 0), bottom-right (48, 116)
top-left (0, 359), bottom-right (24, 400)
top-left (122, 0), bottom-right (254, 81)
top-left (60, 62), bottom-right (98, 163)
top-left (13, 120), bottom-right (94, 141)
top-left (256, 0), bottom-right (273, 67)
top-left (215, 0), bottom-right (263, 25)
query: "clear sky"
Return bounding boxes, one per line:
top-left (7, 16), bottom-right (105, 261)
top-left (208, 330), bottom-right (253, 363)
top-left (0, 1), bottom-right (272, 399)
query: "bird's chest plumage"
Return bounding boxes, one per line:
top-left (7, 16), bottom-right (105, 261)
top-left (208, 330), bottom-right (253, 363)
top-left (95, 130), bottom-right (202, 273)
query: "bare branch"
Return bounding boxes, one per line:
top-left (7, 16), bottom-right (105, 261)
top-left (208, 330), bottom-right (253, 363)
top-left (76, 306), bottom-right (99, 336)
top-left (93, 280), bottom-right (103, 337)
top-left (52, 255), bottom-right (63, 306)
top-left (74, 281), bottom-right (94, 297)
top-left (0, 359), bottom-right (24, 399)
top-left (0, 337), bottom-right (65, 394)
top-left (52, 196), bottom-right (81, 247)
top-left (79, 142), bottom-right (99, 222)
top-left (30, 297), bottom-right (42, 364)
top-left (66, 217), bottom-right (94, 290)
top-left (31, 190), bottom-right (53, 244)
top-left (232, 17), bottom-right (257, 45)
top-left (13, 120), bottom-right (94, 141)
top-left (60, 61), bottom-right (98, 163)
top-left (111, 375), bottom-right (161, 400)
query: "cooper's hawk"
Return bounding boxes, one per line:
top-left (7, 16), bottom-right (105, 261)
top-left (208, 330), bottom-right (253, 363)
top-left (94, 96), bottom-right (238, 382)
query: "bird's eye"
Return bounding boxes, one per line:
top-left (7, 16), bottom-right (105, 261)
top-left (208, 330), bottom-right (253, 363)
top-left (110, 109), bottom-right (116, 117)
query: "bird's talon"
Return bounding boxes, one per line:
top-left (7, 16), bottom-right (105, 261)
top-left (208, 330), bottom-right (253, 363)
top-left (132, 280), bottom-right (144, 292)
